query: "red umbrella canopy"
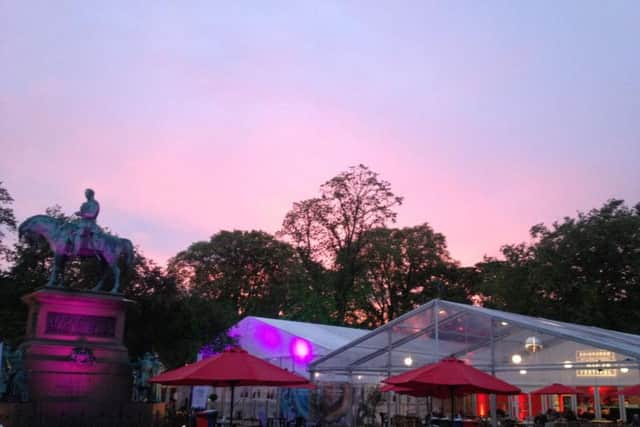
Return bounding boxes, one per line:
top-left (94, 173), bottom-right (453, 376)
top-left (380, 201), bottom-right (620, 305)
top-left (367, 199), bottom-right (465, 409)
top-left (149, 346), bottom-right (311, 387)
top-left (380, 383), bottom-right (432, 398)
top-left (385, 357), bottom-right (521, 396)
top-left (531, 383), bottom-right (579, 395)
top-left (619, 385), bottom-right (640, 396)
top-left (380, 383), bottom-right (451, 399)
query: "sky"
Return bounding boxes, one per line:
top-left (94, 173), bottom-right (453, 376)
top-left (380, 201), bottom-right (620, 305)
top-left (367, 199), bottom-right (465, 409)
top-left (1, 1), bottom-right (639, 267)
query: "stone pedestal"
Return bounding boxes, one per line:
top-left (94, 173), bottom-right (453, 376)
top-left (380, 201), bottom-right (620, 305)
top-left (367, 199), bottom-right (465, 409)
top-left (20, 288), bottom-right (133, 414)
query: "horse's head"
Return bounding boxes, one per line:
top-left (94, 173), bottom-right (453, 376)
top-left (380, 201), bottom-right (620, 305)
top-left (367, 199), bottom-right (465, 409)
top-left (18, 215), bottom-right (66, 248)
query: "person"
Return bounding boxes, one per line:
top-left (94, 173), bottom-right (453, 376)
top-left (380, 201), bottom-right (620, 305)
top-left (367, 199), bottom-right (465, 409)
top-left (166, 396), bottom-right (177, 418)
top-left (534, 412), bottom-right (548, 426)
top-left (204, 394), bottom-right (219, 427)
top-left (206, 393), bottom-right (218, 410)
top-left (453, 411), bottom-right (464, 427)
top-left (583, 407), bottom-right (595, 420)
top-left (0, 342), bottom-right (8, 400)
top-left (73, 188), bottom-right (101, 255)
top-left (562, 408), bottom-right (576, 422)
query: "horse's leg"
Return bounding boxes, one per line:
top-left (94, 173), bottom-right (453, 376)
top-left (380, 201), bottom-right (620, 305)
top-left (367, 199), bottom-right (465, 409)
top-left (110, 262), bottom-right (121, 294)
top-left (46, 257), bottom-right (58, 287)
top-left (57, 255), bottom-right (67, 288)
top-left (46, 254), bottom-right (63, 287)
top-left (92, 256), bottom-right (110, 292)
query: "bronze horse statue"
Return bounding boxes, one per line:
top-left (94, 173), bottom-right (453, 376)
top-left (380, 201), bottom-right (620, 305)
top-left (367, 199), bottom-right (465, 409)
top-left (19, 215), bottom-right (134, 293)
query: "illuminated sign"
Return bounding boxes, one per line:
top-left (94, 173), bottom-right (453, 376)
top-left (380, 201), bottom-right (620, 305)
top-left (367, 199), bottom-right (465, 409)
top-left (575, 350), bottom-right (617, 377)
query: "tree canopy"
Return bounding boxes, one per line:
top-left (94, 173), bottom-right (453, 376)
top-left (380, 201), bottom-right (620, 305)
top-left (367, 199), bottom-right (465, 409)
top-left (475, 199), bottom-right (640, 333)
top-left (280, 164), bottom-right (404, 322)
top-left (0, 182), bottom-right (17, 262)
top-left (168, 230), bottom-right (309, 319)
top-left (2, 175), bottom-right (638, 366)
top-left (355, 224), bottom-right (465, 327)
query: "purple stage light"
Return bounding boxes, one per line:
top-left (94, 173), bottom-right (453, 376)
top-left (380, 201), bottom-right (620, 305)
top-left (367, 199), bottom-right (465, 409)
top-left (290, 337), bottom-right (313, 363)
top-left (255, 323), bottom-right (282, 350)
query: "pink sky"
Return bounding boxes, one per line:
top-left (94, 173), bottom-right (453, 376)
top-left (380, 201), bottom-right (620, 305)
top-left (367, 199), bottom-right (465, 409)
top-left (1, 1), bottom-right (639, 266)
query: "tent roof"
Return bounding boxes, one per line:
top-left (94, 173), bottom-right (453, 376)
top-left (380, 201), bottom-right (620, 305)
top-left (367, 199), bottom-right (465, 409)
top-left (236, 316), bottom-right (369, 352)
top-left (309, 299), bottom-right (640, 378)
top-left (444, 301), bottom-right (640, 356)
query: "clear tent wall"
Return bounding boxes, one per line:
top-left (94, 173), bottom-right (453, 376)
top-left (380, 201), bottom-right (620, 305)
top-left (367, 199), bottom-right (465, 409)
top-left (309, 299), bottom-right (640, 426)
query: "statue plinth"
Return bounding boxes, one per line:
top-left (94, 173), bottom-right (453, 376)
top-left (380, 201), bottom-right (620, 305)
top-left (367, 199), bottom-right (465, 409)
top-left (20, 288), bottom-right (133, 413)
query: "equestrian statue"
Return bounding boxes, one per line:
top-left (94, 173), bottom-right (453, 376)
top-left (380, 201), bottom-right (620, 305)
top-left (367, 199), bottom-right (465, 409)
top-left (18, 188), bottom-right (134, 293)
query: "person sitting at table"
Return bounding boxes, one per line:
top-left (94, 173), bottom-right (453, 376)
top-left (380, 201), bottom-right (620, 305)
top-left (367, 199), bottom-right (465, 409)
top-left (534, 412), bottom-right (548, 426)
top-left (562, 408), bottom-right (576, 421)
top-left (581, 407), bottom-right (595, 420)
top-left (453, 411), bottom-right (464, 427)
top-left (546, 408), bottom-right (559, 421)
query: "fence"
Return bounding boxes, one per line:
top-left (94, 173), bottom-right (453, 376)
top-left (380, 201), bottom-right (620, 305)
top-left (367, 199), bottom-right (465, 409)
top-left (0, 402), bottom-right (172, 427)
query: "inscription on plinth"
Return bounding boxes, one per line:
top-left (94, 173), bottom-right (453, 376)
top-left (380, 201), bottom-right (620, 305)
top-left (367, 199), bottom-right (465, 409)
top-left (45, 312), bottom-right (116, 338)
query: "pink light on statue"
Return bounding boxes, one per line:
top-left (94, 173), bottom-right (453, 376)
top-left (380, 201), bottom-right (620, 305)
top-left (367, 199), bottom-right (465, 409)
top-left (290, 337), bottom-right (313, 363)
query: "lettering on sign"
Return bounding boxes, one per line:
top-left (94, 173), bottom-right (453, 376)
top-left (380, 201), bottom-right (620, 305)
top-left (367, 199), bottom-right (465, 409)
top-left (575, 350), bottom-right (617, 377)
top-left (45, 312), bottom-right (116, 337)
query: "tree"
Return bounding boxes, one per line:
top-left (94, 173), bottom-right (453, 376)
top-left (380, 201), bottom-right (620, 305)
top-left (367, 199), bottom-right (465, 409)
top-left (474, 199), bottom-right (640, 333)
top-left (168, 230), bottom-right (309, 319)
top-left (355, 224), bottom-right (465, 327)
top-left (0, 206), bottom-right (70, 344)
top-left (280, 165), bottom-right (403, 323)
top-left (124, 253), bottom-right (234, 368)
top-left (0, 181), bottom-right (17, 262)
top-left (473, 243), bottom-right (543, 316)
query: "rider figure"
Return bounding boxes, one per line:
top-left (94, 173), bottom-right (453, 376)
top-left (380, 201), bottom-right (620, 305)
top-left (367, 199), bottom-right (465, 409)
top-left (73, 188), bottom-right (100, 255)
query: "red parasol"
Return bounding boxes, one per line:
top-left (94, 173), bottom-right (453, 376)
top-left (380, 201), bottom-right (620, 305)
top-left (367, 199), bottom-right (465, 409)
top-left (149, 346), bottom-right (312, 426)
top-left (385, 357), bottom-right (520, 419)
top-left (380, 383), bottom-right (430, 398)
top-left (531, 383), bottom-right (579, 395)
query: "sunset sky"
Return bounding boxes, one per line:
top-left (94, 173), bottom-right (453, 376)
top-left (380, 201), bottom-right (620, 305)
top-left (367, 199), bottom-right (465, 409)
top-left (1, 1), bottom-right (639, 266)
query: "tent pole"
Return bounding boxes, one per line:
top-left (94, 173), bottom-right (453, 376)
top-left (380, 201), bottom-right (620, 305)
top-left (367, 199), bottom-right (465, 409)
top-left (386, 329), bottom-right (393, 427)
top-left (490, 320), bottom-right (497, 427)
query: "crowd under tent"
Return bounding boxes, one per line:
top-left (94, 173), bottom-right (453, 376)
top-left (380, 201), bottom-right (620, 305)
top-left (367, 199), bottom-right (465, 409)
top-left (309, 299), bottom-right (640, 424)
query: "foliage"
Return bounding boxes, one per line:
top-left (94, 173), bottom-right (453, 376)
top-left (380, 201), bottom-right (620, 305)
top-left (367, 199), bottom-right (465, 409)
top-left (0, 181), bottom-right (17, 262)
top-left (0, 207), bottom-right (71, 344)
top-left (124, 255), bottom-right (233, 368)
top-left (473, 243), bottom-right (542, 316)
top-left (168, 230), bottom-right (309, 319)
top-left (355, 224), bottom-right (466, 327)
top-left (475, 199), bottom-right (640, 333)
top-left (280, 164), bottom-right (403, 323)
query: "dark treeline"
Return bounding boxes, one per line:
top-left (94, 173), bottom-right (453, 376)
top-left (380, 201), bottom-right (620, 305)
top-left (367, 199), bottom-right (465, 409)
top-left (1, 168), bottom-right (639, 368)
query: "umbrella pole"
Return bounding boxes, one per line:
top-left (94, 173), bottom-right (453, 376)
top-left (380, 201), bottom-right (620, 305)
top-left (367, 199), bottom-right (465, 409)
top-left (451, 387), bottom-right (455, 421)
top-left (230, 385), bottom-right (236, 427)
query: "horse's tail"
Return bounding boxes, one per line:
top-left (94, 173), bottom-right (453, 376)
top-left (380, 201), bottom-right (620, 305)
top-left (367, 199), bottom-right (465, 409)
top-left (18, 218), bottom-right (29, 239)
top-left (122, 238), bottom-right (135, 266)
